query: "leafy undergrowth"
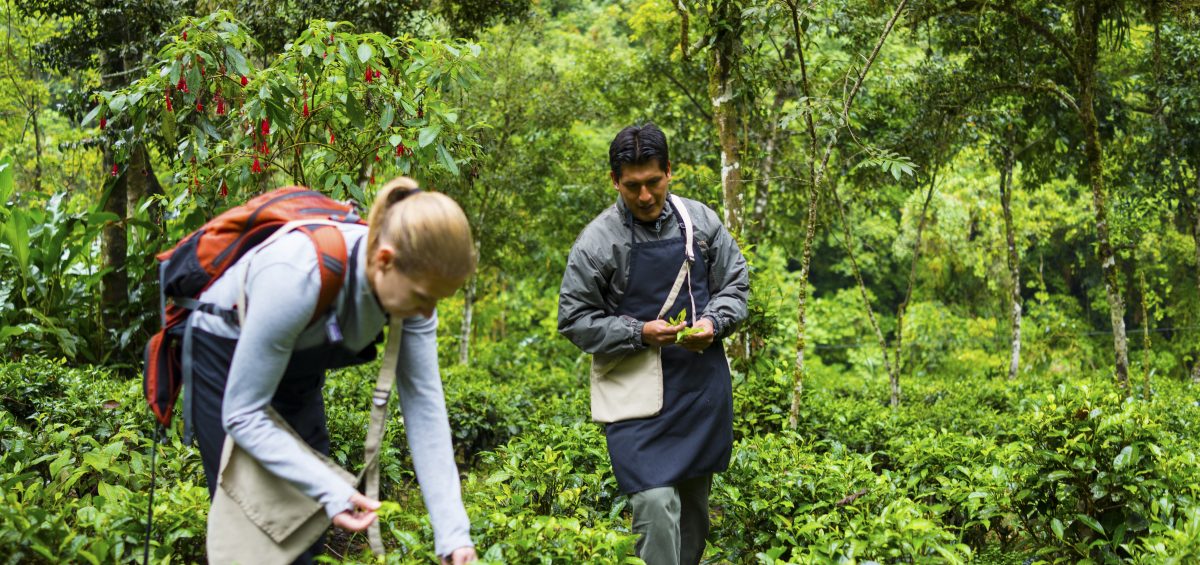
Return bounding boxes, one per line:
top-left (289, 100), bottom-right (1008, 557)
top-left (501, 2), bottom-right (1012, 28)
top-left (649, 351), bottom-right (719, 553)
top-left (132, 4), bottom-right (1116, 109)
top-left (3, 355), bottom-right (1200, 564)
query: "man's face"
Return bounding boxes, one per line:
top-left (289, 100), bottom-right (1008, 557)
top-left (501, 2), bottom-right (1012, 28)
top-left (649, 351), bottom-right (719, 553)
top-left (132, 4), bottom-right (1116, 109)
top-left (612, 160), bottom-right (671, 223)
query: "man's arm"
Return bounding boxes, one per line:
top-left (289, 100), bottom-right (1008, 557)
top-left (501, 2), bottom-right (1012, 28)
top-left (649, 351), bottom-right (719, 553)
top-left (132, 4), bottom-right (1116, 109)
top-left (700, 208), bottom-right (750, 338)
top-left (557, 241), bottom-right (646, 355)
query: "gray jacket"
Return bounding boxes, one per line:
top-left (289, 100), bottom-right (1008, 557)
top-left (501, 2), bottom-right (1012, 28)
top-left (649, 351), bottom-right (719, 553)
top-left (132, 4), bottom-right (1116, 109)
top-left (558, 194), bottom-right (749, 355)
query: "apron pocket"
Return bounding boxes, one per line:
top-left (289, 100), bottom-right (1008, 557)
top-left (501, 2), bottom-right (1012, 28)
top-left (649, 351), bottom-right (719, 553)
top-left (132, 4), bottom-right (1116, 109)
top-left (590, 348), bottom-right (664, 423)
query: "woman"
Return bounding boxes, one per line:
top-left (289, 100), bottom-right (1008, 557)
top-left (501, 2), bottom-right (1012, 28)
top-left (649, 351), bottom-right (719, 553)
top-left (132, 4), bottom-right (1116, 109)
top-left (185, 177), bottom-right (477, 564)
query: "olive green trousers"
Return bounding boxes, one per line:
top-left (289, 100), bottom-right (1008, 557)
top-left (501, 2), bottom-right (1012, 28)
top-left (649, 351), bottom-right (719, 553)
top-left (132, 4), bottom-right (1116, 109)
top-left (630, 474), bottom-right (713, 565)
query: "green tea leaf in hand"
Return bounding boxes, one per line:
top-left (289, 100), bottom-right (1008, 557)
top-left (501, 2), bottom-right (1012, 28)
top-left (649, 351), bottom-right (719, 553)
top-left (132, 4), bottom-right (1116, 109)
top-left (376, 501), bottom-right (402, 520)
top-left (676, 326), bottom-right (704, 343)
top-left (668, 308), bottom-right (687, 326)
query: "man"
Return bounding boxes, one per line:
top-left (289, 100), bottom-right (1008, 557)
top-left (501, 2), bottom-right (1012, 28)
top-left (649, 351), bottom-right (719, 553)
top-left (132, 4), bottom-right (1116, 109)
top-left (557, 123), bottom-right (749, 565)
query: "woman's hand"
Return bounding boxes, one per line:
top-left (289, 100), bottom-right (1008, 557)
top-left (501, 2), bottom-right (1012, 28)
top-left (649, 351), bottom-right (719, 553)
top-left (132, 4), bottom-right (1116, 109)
top-left (440, 546), bottom-right (478, 565)
top-left (332, 492), bottom-right (381, 531)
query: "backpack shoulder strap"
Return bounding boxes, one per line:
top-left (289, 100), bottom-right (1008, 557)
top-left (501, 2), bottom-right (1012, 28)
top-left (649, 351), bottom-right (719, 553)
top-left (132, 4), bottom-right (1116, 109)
top-left (236, 219), bottom-right (352, 327)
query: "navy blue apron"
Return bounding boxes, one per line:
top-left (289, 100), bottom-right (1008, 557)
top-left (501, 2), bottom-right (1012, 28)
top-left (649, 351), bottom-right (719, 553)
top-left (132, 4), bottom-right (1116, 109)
top-left (605, 205), bottom-right (734, 494)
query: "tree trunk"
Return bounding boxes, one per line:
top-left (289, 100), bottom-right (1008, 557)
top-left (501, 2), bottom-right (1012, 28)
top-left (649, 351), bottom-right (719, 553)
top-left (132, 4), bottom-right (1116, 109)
top-left (893, 172), bottom-right (938, 379)
top-left (1138, 268), bottom-right (1152, 400)
top-left (787, 7), bottom-right (820, 429)
top-left (458, 276), bottom-right (476, 365)
top-left (708, 0), bottom-right (743, 239)
top-left (101, 151), bottom-right (128, 318)
top-left (1000, 146), bottom-right (1023, 380)
top-left (1075, 0), bottom-right (1130, 391)
top-left (787, 170), bottom-right (821, 428)
top-left (1192, 171), bottom-right (1200, 384)
top-left (751, 83), bottom-right (789, 240)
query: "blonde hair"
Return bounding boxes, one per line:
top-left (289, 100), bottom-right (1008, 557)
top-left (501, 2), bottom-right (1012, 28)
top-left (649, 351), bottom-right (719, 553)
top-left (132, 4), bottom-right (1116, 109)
top-left (366, 177), bottom-right (476, 280)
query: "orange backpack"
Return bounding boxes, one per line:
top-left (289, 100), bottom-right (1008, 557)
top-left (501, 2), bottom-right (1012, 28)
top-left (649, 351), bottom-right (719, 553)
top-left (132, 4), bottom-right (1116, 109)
top-left (143, 186), bottom-right (365, 433)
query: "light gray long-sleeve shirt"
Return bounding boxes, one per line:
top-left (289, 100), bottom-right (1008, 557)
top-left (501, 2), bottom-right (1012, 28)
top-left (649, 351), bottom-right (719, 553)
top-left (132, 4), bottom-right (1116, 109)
top-left (190, 223), bottom-right (473, 557)
top-left (558, 193), bottom-right (749, 355)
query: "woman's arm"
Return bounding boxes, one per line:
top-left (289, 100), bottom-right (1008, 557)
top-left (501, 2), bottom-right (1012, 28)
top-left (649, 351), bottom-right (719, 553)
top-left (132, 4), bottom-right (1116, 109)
top-left (220, 239), bottom-right (361, 519)
top-left (394, 311), bottom-right (475, 557)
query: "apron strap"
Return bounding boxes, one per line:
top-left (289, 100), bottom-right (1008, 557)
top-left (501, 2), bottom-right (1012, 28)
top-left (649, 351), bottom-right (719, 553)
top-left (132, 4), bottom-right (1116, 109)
top-left (662, 194), bottom-right (698, 322)
top-left (363, 318), bottom-right (403, 554)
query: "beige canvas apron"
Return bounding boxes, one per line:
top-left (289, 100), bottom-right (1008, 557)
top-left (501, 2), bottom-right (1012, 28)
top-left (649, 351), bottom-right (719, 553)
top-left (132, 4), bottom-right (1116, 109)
top-left (590, 195), bottom-right (696, 423)
top-left (206, 319), bottom-right (403, 564)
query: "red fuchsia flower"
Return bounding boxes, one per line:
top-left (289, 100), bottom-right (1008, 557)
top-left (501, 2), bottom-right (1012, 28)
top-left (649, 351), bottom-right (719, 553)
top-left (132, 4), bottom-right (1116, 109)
top-left (374, 69), bottom-right (381, 79)
top-left (196, 101), bottom-right (203, 112)
top-left (219, 181), bottom-right (228, 198)
top-left (260, 118), bottom-right (269, 137)
top-left (302, 102), bottom-right (309, 118)
top-left (99, 115), bottom-right (106, 130)
top-left (261, 141), bottom-right (270, 155)
top-left (369, 174), bottom-right (375, 184)
top-left (165, 91), bottom-right (174, 112)
top-left (182, 30), bottom-right (187, 40)
top-left (251, 155), bottom-right (262, 173)
top-left (177, 76), bottom-right (188, 93)
top-left (374, 153), bottom-right (380, 162)
top-left (395, 143), bottom-right (403, 156)
top-left (111, 163), bottom-right (118, 176)
top-left (365, 66), bottom-right (373, 82)
top-left (241, 75), bottom-right (249, 87)
top-left (216, 96), bottom-right (226, 115)
top-left (329, 129), bottom-right (336, 144)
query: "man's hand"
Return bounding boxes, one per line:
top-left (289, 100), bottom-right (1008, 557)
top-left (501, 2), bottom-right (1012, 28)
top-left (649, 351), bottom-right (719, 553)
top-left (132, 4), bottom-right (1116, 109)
top-left (441, 546), bottom-right (478, 565)
top-left (332, 492), bottom-right (380, 531)
top-left (678, 317), bottom-right (715, 353)
top-left (643, 318), bottom-right (686, 347)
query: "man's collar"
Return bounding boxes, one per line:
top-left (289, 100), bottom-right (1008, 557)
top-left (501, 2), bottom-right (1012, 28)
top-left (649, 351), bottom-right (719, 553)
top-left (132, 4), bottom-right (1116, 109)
top-left (618, 193), bottom-right (674, 231)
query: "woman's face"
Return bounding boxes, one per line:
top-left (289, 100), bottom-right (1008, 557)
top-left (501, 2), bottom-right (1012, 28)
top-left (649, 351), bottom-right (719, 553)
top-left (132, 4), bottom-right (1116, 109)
top-left (370, 247), bottom-right (464, 318)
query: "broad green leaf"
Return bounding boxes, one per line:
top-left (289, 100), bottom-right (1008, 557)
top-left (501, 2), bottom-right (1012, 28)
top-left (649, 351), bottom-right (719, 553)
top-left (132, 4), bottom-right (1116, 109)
top-left (225, 46), bottom-right (250, 75)
top-left (418, 124), bottom-right (442, 148)
top-left (0, 157), bottom-right (12, 203)
top-left (4, 207), bottom-right (30, 273)
top-left (109, 94), bottom-right (128, 113)
top-left (1113, 445), bottom-right (1134, 470)
top-left (1051, 518), bottom-right (1065, 540)
top-left (1075, 514), bottom-right (1105, 535)
top-left (301, 44), bottom-right (312, 57)
top-left (379, 104), bottom-right (394, 130)
top-left (388, 134), bottom-right (404, 147)
top-left (357, 43), bottom-right (373, 63)
top-left (436, 142), bottom-right (459, 175)
top-left (0, 326), bottom-right (25, 341)
top-left (80, 105), bottom-right (101, 127)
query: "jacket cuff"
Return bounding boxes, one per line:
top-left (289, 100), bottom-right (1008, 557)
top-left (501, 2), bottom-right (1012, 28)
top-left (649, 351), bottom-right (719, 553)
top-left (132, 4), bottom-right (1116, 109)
top-left (702, 314), bottom-right (724, 339)
top-left (622, 315), bottom-right (647, 350)
top-left (322, 485), bottom-right (359, 519)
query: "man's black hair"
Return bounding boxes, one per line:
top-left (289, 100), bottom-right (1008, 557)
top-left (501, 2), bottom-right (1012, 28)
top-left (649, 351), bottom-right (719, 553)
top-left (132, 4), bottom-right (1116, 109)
top-left (609, 123), bottom-right (670, 179)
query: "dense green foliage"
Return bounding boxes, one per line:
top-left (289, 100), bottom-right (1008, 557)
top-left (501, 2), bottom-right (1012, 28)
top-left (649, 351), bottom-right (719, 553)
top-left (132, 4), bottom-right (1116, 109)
top-left (4, 0), bottom-right (1200, 562)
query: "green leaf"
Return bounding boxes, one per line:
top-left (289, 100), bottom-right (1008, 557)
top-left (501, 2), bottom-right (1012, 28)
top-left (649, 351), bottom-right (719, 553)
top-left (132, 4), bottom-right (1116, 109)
top-left (3, 207), bottom-right (30, 273)
top-left (1075, 514), bottom-right (1105, 535)
top-left (108, 94), bottom-right (128, 113)
top-left (418, 124), bottom-right (442, 148)
top-left (388, 134), bottom-right (404, 147)
top-left (357, 43), bottom-right (373, 63)
top-left (225, 46), bottom-right (250, 75)
top-left (1051, 518), bottom-right (1065, 540)
top-left (0, 157), bottom-right (13, 203)
top-left (80, 105), bottom-right (101, 127)
top-left (301, 44), bottom-right (312, 57)
top-left (1113, 445), bottom-right (1134, 470)
top-left (0, 326), bottom-right (26, 341)
top-left (436, 142), bottom-right (459, 176)
top-left (379, 104), bottom-right (394, 130)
